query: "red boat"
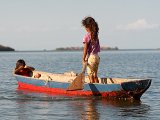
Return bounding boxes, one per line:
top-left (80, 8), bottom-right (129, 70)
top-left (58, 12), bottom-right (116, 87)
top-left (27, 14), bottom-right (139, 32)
top-left (14, 70), bottom-right (152, 100)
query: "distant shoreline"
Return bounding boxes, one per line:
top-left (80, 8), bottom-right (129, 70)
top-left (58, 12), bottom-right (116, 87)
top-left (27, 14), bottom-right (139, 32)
top-left (55, 46), bottom-right (119, 51)
top-left (0, 43), bottom-right (159, 52)
top-left (0, 45), bottom-right (15, 51)
top-left (0, 49), bottom-right (159, 53)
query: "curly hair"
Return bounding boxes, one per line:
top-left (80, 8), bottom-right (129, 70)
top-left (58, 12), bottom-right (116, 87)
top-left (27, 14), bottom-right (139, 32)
top-left (82, 16), bottom-right (99, 42)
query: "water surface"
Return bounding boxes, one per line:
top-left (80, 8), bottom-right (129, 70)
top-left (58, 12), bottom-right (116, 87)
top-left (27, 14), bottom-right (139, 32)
top-left (0, 50), bottom-right (160, 120)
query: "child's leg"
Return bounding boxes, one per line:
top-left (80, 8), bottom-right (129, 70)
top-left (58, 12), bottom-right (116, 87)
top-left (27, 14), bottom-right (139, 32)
top-left (87, 66), bottom-right (94, 83)
top-left (93, 70), bottom-right (99, 83)
top-left (89, 74), bottom-right (94, 83)
top-left (87, 54), bottom-right (100, 83)
top-left (93, 55), bottom-right (100, 83)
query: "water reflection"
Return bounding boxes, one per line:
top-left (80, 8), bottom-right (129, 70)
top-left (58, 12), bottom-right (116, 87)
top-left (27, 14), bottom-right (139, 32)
top-left (15, 89), bottom-right (151, 120)
top-left (101, 99), bottom-right (150, 119)
top-left (81, 98), bottom-right (150, 120)
top-left (16, 90), bottom-right (32, 120)
top-left (81, 99), bottom-right (100, 120)
top-left (16, 90), bottom-right (53, 120)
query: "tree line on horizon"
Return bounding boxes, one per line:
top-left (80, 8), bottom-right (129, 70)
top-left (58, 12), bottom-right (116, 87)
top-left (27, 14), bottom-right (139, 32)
top-left (56, 46), bottom-right (119, 51)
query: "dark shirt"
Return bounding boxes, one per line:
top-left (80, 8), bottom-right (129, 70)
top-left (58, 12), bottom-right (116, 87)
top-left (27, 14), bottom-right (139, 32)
top-left (16, 68), bottom-right (33, 77)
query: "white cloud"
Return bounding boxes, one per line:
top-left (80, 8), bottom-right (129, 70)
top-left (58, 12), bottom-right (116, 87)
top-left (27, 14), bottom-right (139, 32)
top-left (116, 19), bottom-right (160, 31)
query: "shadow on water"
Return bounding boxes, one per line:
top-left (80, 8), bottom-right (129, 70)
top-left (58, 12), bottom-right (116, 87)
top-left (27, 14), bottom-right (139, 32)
top-left (15, 89), bottom-right (151, 120)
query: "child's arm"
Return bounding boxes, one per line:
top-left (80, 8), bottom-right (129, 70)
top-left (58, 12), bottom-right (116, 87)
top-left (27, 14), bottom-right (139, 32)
top-left (82, 42), bottom-right (88, 64)
top-left (25, 66), bottom-right (35, 71)
top-left (14, 66), bottom-right (24, 74)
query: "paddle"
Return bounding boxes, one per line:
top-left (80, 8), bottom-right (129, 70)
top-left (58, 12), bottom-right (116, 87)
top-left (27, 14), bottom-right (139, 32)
top-left (67, 62), bottom-right (88, 91)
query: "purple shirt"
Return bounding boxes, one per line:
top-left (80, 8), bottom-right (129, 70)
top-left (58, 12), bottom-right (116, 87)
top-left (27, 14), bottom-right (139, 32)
top-left (83, 33), bottom-right (100, 55)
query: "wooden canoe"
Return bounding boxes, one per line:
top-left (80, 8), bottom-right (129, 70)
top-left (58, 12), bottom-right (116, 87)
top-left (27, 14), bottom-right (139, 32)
top-left (14, 71), bottom-right (152, 100)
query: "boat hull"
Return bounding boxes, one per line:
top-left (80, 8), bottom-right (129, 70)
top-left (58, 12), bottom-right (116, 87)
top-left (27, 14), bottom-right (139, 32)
top-left (15, 74), bottom-right (152, 100)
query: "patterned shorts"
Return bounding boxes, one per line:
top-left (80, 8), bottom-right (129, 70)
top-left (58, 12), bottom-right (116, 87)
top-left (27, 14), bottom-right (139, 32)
top-left (87, 54), bottom-right (100, 76)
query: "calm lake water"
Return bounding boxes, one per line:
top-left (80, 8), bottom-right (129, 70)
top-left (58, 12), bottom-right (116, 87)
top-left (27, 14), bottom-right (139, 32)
top-left (0, 50), bottom-right (160, 120)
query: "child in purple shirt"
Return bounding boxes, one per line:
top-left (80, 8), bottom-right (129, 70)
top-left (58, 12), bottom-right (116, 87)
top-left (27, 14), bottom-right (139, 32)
top-left (82, 16), bottom-right (100, 83)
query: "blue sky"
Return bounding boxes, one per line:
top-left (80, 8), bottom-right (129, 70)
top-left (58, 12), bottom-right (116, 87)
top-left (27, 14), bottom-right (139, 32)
top-left (0, 0), bottom-right (160, 50)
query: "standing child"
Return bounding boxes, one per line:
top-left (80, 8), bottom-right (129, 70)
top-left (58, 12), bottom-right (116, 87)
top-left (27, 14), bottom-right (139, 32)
top-left (82, 16), bottom-right (100, 83)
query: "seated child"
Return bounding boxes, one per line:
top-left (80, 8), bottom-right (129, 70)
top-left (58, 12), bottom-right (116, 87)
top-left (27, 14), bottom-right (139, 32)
top-left (14, 59), bottom-right (41, 78)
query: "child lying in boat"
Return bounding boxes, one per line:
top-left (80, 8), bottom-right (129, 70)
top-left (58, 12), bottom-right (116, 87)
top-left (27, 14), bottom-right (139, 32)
top-left (14, 59), bottom-right (41, 78)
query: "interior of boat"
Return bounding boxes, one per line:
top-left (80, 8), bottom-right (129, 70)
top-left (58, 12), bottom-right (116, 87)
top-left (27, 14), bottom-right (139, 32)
top-left (31, 71), bottom-right (143, 84)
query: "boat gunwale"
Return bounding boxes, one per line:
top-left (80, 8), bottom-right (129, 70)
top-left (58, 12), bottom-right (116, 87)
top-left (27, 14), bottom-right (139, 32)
top-left (13, 72), bottom-right (152, 85)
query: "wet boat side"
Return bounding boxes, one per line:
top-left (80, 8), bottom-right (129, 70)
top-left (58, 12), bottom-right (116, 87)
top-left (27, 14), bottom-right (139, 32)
top-left (15, 74), bottom-right (152, 100)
